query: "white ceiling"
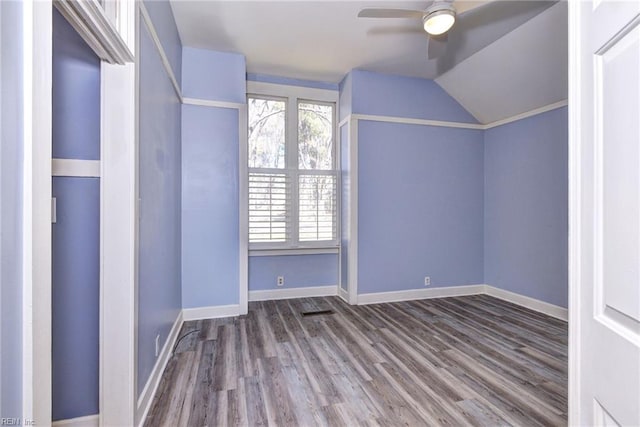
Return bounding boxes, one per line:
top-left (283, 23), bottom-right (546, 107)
top-left (435, 1), bottom-right (567, 123)
top-left (170, 0), bottom-right (558, 83)
top-left (170, 0), bottom-right (567, 123)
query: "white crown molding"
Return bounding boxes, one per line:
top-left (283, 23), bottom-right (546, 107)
top-left (135, 312), bottom-right (184, 427)
top-left (182, 304), bottom-right (241, 321)
top-left (52, 159), bottom-right (100, 178)
top-left (484, 285), bottom-right (568, 321)
top-left (182, 97), bottom-right (244, 110)
top-left (249, 285), bottom-right (338, 302)
top-left (357, 284), bottom-right (486, 305)
top-left (483, 100), bottom-right (568, 130)
top-left (341, 100), bottom-right (569, 132)
top-left (138, 2), bottom-right (181, 101)
top-left (352, 113), bottom-right (484, 130)
top-left (52, 414), bottom-right (99, 427)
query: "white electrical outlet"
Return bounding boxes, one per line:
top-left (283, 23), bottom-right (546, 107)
top-left (277, 276), bottom-right (285, 287)
top-left (155, 334), bottom-right (160, 357)
top-left (424, 276), bottom-right (431, 286)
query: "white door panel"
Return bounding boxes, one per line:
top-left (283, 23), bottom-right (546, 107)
top-left (571, 0), bottom-right (640, 425)
top-left (598, 19), bottom-right (640, 331)
top-left (591, 2), bottom-right (640, 50)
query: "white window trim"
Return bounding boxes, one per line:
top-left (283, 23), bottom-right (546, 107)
top-left (249, 247), bottom-right (339, 257)
top-left (246, 81), bottom-right (340, 253)
top-left (247, 81), bottom-right (338, 104)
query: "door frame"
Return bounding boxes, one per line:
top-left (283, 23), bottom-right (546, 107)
top-left (567, 0), bottom-right (581, 423)
top-left (27, 0), bottom-right (137, 424)
top-left (22, 0), bottom-right (52, 423)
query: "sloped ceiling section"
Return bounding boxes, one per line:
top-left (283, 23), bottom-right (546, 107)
top-left (435, 2), bottom-right (568, 124)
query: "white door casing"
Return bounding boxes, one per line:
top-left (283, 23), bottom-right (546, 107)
top-left (569, 1), bottom-right (640, 425)
top-left (22, 0), bottom-right (52, 423)
top-left (51, 0), bottom-right (136, 425)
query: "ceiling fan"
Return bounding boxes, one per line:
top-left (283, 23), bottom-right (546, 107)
top-left (357, 1), bottom-right (492, 59)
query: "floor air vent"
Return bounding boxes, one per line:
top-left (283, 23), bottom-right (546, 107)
top-left (301, 309), bottom-right (334, 317)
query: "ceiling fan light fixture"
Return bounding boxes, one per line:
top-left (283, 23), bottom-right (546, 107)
top-left (423, 7), bottom-right (456, 36)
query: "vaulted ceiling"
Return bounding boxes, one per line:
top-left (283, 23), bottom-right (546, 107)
top-left (170, 0), bottom-right (567, 124)
top-left (436, 1), bottom-right (567, 123)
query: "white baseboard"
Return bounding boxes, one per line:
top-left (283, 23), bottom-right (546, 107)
top-left (356, 284), bottom-right (568, 321)
top-left (357, 284), bottom-right (486, 305)
top-left (249, 285), bottom-right (338, 302)
top-left (52, 415), bottom-right (99, 427)
top-left (484, 285), bottom-right (568, 321)
top-left (338, 286), bottom-right (349, 302)
top-left (135, 311), bottom-right (184, 427)
top-left (182, 304), bottom-right (241, 321)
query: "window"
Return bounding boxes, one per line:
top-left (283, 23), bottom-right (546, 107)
top-left (247, 85), bottom-right (338, 250)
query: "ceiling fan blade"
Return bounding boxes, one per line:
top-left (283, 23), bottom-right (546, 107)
top-left (357, 8), bottom-right (426, 19)
top-left (367, 26), bottom-right (427, 36)
top-left (427, 34), bottom-right (448, 59)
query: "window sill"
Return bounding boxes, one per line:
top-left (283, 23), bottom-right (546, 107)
top-left (249, 247), bottom-right (339, 257)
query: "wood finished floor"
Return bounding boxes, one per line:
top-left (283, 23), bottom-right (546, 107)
top-left (145, 295), bottom-right (568, 427)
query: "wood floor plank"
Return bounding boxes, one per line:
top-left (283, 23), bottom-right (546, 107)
top-left (145, 295), bottom-right (568, 427)
top-left (441, 348), bottom-right (566, 426)
top-left (456, 398), bottom-right (512, 427)
top-left (244, 376), bottom-right (268, 426)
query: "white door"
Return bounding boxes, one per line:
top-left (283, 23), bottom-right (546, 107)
top-left (570, 0), bottom-right (640, 425)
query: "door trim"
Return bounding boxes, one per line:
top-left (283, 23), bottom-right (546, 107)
top-left (53, 0), bottom-right (133, 64)
top-left (22, 0), bottom-right (52, 423)
top-left (567, 0), bottom-right (582, 423)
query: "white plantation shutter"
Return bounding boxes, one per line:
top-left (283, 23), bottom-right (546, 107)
top-left (247, 91), bottom-right (338, 249)
top-left (248, 172), bottom-right (291, 242)
top-left (298, 174), bottom-right (337, 242)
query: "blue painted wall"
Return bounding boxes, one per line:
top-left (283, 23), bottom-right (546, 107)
top-left (357, 121), bottom-right (485, 293)
top-left (484, 107), bottom-right (568, 308)
top-left (52, 178), bottom-right (100, 420)
top-left (51, 9), bottom-right (100, 420)
top-left (182, 47), bottom-right (246, 103)
top-left (52, 9), bottom-right (100, 161)
top-left (249, 255), bottom-right (337, 290)
top-left (181, 49), bottom-right (245, 308)
top-left (339, 73), bottom-right (353, 121)
top-left (0, 0), bottom-right (23, 418)
top-left (137, 8), bottom-right (183, 396)
top-left (143, 0), bottom-right (182, 86)
top-left (182, 105), bottom-right (240, 307)
top-left (343, 70), bottom-right (484, 295)
top-left (350, 70), bottom-right (478, 123)
top-left (247, 73), bottom-right (338, 91)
